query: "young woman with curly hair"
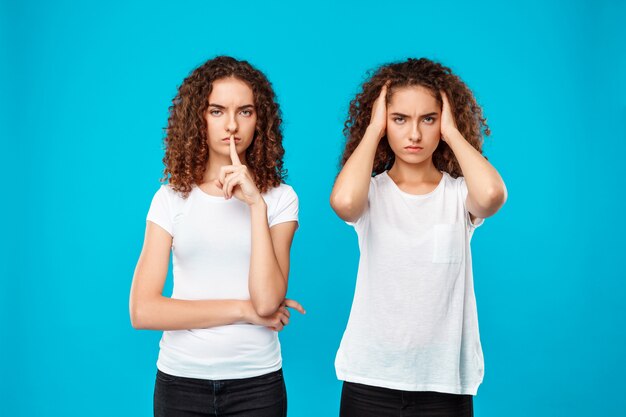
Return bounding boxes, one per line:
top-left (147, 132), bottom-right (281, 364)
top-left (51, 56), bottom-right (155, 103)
top-left (331, 58), bottom-right (507, 417)
top-left (129, 56), bottom-right (304, 417)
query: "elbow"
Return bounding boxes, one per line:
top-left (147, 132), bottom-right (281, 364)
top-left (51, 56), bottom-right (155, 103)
top-left (486, 185), bottom-right (506, 209)
top-left (488, 181), bottom-right (508, 209)
top-left (250, 287), bottom-right (285, 317)
top-left (252, 299), bottom-right (282, 318)
top-left (248, 270), bottom-right (288, 317)
top-left (129, 312), bottom-right (143, 330)
top-left (477, 184), bottom-right (507, 218)
top-left (129, 300), bottom-right (149, 330)
top-left (330, 194), bottom-right (361, 223)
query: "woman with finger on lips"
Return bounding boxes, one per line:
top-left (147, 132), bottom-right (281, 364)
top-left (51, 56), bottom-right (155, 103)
top-left (331, 58), bottom-right (507, 417)
top-left (130, 56), bottom-right (304, 417)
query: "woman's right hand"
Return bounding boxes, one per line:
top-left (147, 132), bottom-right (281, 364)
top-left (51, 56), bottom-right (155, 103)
top-left (369, 82), bottom-right (389, 140)
top-left (245, 299), bottom-right (306, 332)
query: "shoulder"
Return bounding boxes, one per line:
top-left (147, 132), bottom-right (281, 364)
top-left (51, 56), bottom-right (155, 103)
top-left (155, 183), bottom-right (177, 196)
top-left (264, 183), bottom-right (299, 227)
top-left (443, 172), bottom-right (467, 191)
top-left (439, 173), bottom-right (471, 206)
top-left (263, 183), bottom-right (298, 204)
top-left (372, 171), bottom-right (387, 185)
top-left (153, 183), bottom-right (186, 200)
top-left (369, 171), bottom-right (390, 195)
top-left (441, 171), bottom-right (465, 190)
top-left (150, 183), bottom-right (190, 213)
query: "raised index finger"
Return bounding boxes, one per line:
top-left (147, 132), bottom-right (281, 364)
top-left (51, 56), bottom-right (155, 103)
top-left (229, 134), bottom-right (242, 166)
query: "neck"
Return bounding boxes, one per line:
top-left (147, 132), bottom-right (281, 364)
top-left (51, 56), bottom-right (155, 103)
top-left (387, 157), bottom-right (441, 184)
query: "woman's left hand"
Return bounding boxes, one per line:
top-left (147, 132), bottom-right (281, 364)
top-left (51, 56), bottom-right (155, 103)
top-left (215, 135), bottom-right (263, 206)
top-left (440, 90), bottom-right (460, 142)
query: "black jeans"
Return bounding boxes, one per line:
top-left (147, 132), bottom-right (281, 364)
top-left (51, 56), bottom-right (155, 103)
top-left (154, 369), bottom-right (286, 417)
top-left (340, 381), bottom-right (473, 417)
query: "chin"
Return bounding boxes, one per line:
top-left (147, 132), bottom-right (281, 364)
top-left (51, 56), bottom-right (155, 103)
top-left (397, 154), bottom-right (430, 165)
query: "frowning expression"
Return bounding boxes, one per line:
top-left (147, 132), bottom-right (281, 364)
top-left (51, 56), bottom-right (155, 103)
top-left (386, 85), bottom-right (441, 165)
top-left (205, 77), bottom-right (257, 160)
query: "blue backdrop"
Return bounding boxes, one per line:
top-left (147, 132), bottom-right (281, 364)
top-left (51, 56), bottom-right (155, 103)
top-left (2, 0), bottom-right (625, 416)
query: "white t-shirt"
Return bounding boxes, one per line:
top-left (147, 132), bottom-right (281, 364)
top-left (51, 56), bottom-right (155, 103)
top-left (146, 183), bottom-right (299, 380)
top-left (335, 171), bottom-right (485, 395)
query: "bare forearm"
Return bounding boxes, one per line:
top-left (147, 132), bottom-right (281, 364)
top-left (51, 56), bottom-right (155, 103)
top-left (248, 200), bottom-right (287, 316)
top-left (331, 125), bottom-right (381, 220)
top-left (445, 129), bottom-right (507, 215)
top-left (130, 296), bottom-right (248, 331)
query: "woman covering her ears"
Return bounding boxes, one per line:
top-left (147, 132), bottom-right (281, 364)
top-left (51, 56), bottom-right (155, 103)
top-left (331, 58), bottom-right (507, 417)
top-left (130, 56), bottom-right (304, 417)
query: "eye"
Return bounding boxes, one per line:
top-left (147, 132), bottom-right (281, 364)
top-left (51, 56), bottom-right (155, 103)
top-left (240, 109), bottom-right (254, 117)
top-left (423, 116), bottom-right (436, 124)
top-left (209, 109), bottom-right (222, 116)
top-left (393, 116), bottom-right (405, 124)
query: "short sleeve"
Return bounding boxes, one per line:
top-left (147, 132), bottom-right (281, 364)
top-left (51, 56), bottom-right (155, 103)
top-left (458, 176), bottom-right (484, 229)
top-left (146, 186), bottom-right (174, 236)
top-left (269, 185), bottom-right (299, 228)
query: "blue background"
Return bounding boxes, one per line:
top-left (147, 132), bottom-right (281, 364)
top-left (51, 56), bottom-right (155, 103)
top-left (2, 0), bottom-right (625, 416)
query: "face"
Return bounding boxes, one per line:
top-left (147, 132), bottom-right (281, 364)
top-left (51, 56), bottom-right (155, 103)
top-left (205, 77), bottom-right (257, 160)
top-left (386, 85), bottom-right (441, 166)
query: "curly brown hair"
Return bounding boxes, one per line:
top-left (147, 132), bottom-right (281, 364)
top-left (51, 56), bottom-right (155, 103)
top-left (341, 58), bottom-right (490, 178)
top-left (161, 56), bottom-right (286, 197)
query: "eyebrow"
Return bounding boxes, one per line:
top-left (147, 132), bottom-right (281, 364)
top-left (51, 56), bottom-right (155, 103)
top-left (390, 111), bottom-right (439, 118)
top-left (208, 103), bottom-right (255, 110)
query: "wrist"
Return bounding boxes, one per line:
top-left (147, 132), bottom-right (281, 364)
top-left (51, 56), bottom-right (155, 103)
top-left (249, 196), bottom-right (267, 212)
top-left (442, 127), bottom-right (463, 144)
top-left (365, 124), bottom-right (385, 141)
top-left (240, 300), bottom-right (255, 322)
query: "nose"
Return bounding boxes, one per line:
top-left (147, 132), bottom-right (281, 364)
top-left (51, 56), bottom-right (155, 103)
top-left (409, 121), bottom-right (421, 142)
top-left (226, 112), bottom-right (238, 134)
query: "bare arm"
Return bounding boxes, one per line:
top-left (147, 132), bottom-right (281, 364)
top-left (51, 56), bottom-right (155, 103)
top-left (129, 221), bottom-right (294, 330)
top-left (331, 84), bottom-right (388, 222)
top-left (217, 135), bottom-right (302, 317)
top-left (440, 91), bottom-right (507, 219)
top-left (248, 206), bottom-right (298, 316)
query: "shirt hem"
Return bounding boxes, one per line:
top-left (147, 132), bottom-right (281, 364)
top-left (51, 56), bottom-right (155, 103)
top-left (146, 218), bottom-right (173, 236)
top-left (157, 360), bottom-right (282, 381)
top-left (269, 216), bottom-right (299, 229)
top-left (336, 370), bottom-right (481, 395)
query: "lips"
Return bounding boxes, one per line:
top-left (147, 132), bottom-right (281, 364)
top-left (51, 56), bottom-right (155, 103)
top-left (222, 137), bottom-right (241, 143)
top-left (405, 146), bottom-right (423, 150)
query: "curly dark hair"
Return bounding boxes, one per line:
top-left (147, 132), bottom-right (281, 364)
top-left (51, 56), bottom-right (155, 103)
top-left (341, 58), bottom-right (490, 178)
top-left (161, 56), bottom-right (286, 197)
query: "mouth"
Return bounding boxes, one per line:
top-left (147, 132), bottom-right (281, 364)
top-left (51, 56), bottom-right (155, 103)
top-left (405, 146), bottom-right (423, 152)
top-left (222, 137), bottom-right (241, 143)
